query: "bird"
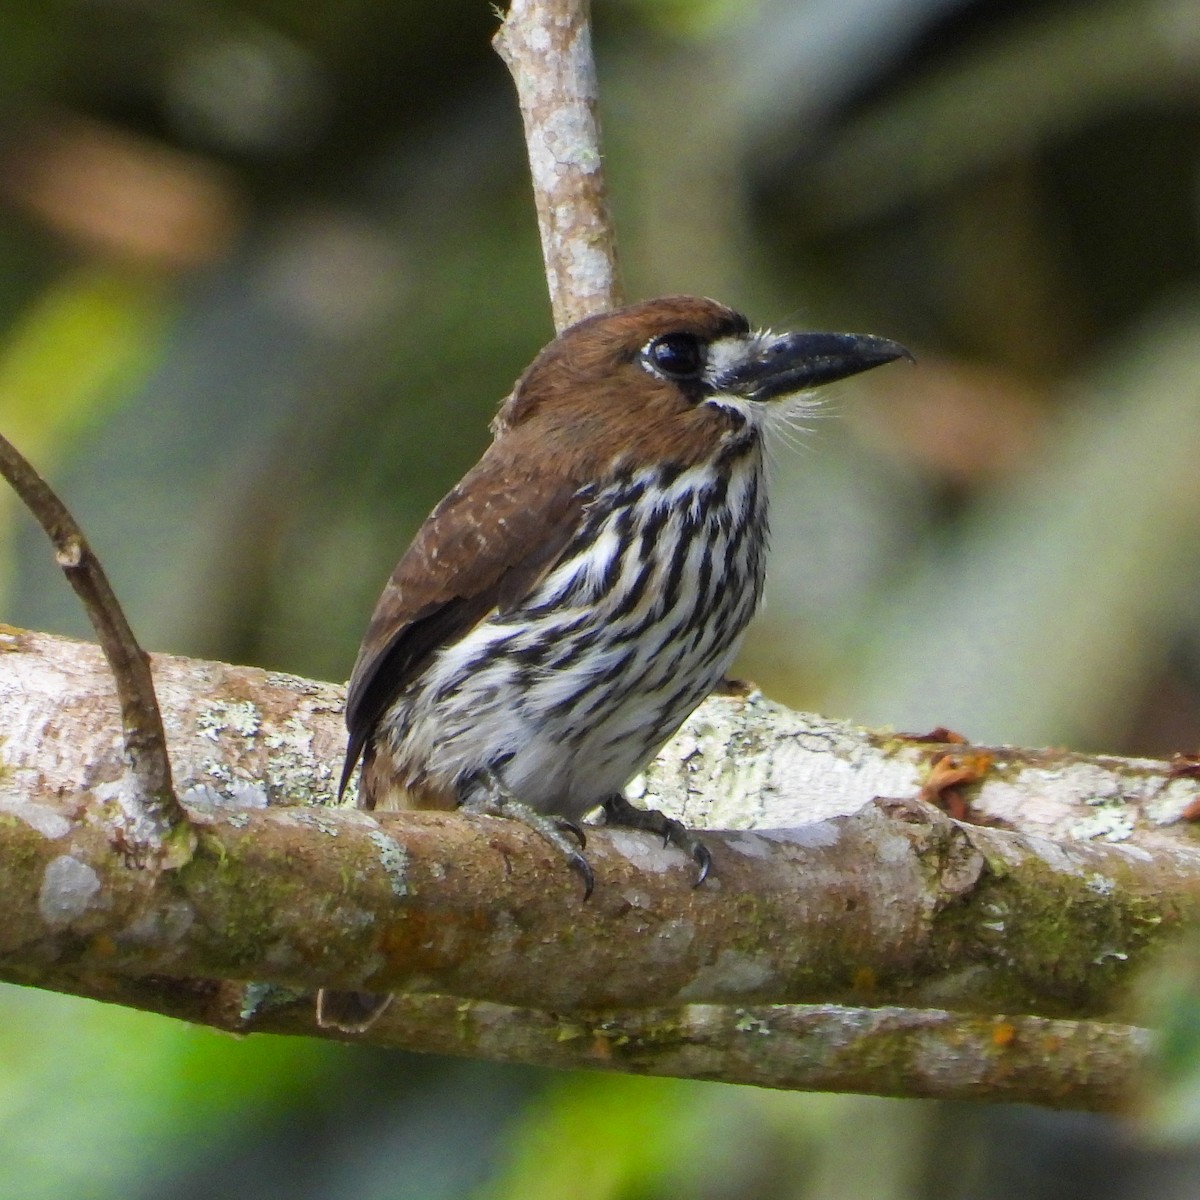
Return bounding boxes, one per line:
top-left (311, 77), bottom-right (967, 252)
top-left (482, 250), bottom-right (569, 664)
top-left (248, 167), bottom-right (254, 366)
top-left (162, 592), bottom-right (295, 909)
top-left (316, 295), bottom-right (908, 1031)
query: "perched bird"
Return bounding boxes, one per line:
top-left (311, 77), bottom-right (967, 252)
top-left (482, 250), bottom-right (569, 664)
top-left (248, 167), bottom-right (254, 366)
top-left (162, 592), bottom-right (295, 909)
top-left (317, 295), bottom-right (907, 1030)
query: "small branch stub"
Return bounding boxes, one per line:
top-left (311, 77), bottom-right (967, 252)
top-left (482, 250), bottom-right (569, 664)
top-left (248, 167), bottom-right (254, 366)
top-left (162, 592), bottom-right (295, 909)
top-left (494, 0), bottom-right (622, 331)
top-left (0, 434), bottom-right (192, 863)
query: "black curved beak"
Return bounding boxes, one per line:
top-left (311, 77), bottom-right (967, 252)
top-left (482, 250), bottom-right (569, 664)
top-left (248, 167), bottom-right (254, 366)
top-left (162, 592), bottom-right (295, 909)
top-left (723, 331), bottom-right (912, 402)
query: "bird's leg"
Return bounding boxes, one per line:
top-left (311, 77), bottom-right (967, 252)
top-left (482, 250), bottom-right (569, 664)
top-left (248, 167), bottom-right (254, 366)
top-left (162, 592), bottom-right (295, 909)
top-left (601, 793), bottom-right (713, 886)
top-left (464, 768), bottom-right (594, 899)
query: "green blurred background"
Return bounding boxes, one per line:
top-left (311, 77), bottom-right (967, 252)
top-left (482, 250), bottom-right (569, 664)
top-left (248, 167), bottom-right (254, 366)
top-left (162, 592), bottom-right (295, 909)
top-left (4, 0), bottom-right (1200, 1196)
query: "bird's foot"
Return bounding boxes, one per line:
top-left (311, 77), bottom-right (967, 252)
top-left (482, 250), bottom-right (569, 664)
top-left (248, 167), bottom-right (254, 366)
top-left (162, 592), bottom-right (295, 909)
top-left (601, 793), bottom-right (713, 886)
top-left (465, 769), bottom-right (594, 899)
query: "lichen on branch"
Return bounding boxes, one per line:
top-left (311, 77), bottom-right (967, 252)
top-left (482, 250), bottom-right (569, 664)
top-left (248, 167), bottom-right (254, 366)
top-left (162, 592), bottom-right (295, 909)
top-left (2, 628), bottom-right (1197, 1105)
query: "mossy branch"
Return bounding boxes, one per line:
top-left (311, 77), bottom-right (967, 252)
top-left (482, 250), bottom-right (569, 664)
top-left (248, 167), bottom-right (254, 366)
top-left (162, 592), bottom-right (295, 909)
top-left (2, 627), bottom-right (1198, 1107)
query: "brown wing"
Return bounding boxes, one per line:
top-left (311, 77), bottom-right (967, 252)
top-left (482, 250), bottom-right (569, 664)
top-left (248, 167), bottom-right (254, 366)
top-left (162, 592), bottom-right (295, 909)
top-left (340, 440), bottom-right (591, 796)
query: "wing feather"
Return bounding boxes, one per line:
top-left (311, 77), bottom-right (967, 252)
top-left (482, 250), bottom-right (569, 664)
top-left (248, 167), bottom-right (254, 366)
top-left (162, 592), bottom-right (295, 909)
top-left (341, 443), bottom-right (589, 796)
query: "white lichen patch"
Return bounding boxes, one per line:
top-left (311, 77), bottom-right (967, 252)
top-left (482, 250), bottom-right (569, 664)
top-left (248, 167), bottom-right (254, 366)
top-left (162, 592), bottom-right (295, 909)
top-left (979, 835), bottom-right (1028, 873)
top-left (180, 783), bottom-right (227, 809)
top-left (1070, 799), bottom-right (1136, 843)
top-left (624, 775), bottom-right (648, 801)
top-left (39, 854), bottom-right (102, 925)
top-left (368, 829), bottom-right (409, 897)
top-left (733, 1010), bottom-right (771, 1035)
top-left (1026, 835), bottom-right (1086, 875)
top-left (1145, 777), bottom-right (1200, 825)
top-left (263, 671), bottom-right (331, 700)
top-left (758, 823), bottom-right (843, 851)
top-left (0, 796), bottom-right (70, 839)
top-left (197, 700), bottom-right (261, 742)
top-left (263, 716), bottom-right (312, 754)
top-left (288, 808), bottom-right (343, 837)
top-left (980, 761), bottom-right (1159, 841)
top-left (721, 831), bottom-right (777, 860)
top-left (196, 758), bottom-right (235, 790)
top-left (605, 828), bottom-right (676, 874)
top-left (227, 780), bottom-right (269, 808)
top-left (872, 823), bottom-right (918, 866)
top-left (531, 102), bottom-right (595, 184)
top-left (323, 807), bottom-right (385, 829)
top-left (179, 777), bottom-right (269, 810)
top-left (679, 948), bottom-right (777, 1001)
top-left (644, 693), bottom-right (917, 832)
top-left (1111, 841), bottom-right (1154, 863)
top-left (973, 779), bottom-right (1080, 832)
top-left (264, 715), bottom-right (333, 803)
top-left (563, 240), bottom-right (612, 296)
top-left (670, 732), bottom-right (700, 762)
top-left (521, 31), bottom-right (600, 196)
top-left (121, 900), bottom-right (194, 947)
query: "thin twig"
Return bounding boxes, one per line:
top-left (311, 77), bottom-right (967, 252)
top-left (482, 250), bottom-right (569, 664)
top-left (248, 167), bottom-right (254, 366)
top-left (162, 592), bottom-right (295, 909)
top-left (0, 434), bottom-right (191, 857)
top-left (494, 0), bottom-right (622, 330)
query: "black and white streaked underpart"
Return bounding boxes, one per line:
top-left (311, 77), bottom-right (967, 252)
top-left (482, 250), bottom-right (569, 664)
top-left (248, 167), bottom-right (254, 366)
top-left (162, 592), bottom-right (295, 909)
top-left (376, 428), bottom-right (775, 822)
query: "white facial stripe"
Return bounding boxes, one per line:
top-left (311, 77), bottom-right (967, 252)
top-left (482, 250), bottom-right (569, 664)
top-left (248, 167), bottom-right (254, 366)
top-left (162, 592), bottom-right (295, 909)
top-left (703, 391), bottom-right (763, 424)
top-left (703, 330), bottom-right (774, 384)
top-left (638, 327), bottom-right (823, 428)
top-left (703, 328), bottom-right (823, 427)
top-left (705, 388), bottom-right (823, 429)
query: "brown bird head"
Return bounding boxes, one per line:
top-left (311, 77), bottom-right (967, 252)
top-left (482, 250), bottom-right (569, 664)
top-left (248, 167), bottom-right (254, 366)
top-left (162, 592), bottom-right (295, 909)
top-left (492, 295), bottom-right (910, 476)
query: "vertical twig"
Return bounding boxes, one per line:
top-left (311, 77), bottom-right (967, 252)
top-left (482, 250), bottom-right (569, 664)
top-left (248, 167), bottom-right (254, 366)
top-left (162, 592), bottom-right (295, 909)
top-left (0, 434), bottom-right (192, 861)
top-left (493, 0), bottom-right (623, 331)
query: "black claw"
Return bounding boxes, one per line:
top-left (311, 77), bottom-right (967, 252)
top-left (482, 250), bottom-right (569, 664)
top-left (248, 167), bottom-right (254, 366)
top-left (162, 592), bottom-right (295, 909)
top-left (603, 793), bottom-right (715, 887)
top-left (569, 851), bottom-right (595, 901)
top-left (556, 817), bottom-right (587, 849)
top-left (661, 817), bottom-right (683, 849)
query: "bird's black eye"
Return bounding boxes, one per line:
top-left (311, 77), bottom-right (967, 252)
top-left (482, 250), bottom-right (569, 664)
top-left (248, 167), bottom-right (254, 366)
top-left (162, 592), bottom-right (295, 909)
top-left (646, 333), bottom-right (706, 380)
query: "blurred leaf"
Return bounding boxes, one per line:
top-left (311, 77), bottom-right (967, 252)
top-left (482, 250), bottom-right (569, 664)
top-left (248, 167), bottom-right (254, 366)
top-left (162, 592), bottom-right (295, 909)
top-left (800, 0), bottom-right (1200, 228)
top-left (0, 266), bottom-right (171, 612)
top-left (834, 295), bottom-right (1200, 749)
top-left (0, 986), bottom-right (334, 1200)
top-left (610, 0), bottom-right (751, 37)
top-left (477, 1074), bottom-right (707, 1200)
top-left (0, 266), bottom-right (168, 458)
top-left (1133, 934), bottom-right (1200, 1142)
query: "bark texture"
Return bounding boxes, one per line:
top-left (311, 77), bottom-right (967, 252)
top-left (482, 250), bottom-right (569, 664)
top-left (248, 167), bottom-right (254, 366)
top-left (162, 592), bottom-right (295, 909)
top-left (493, 0), bottom-right (622, 330)
top-left (2, 626), bottom-right (1199, 1109)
